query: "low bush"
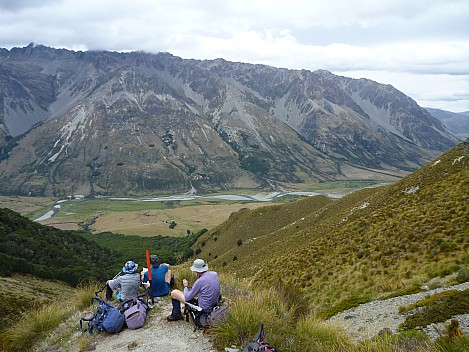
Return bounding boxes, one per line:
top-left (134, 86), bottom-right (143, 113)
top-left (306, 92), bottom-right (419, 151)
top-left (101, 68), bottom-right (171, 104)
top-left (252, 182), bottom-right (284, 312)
top-left (316, 293), bottom-right (372, 319)
top-left (399, 289), bottom-right (469, 331)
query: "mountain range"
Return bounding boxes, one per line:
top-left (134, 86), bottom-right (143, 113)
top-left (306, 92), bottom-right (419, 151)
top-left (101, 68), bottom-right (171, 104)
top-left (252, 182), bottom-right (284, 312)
top-left (425, 107), bottom-right (469, 139)
top-left (0, 44), bottom-right (460, 197)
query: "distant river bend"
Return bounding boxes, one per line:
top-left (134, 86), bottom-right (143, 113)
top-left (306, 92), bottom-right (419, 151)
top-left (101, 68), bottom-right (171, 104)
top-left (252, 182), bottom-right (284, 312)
top-left (34, 191), bottom-right (344, 222)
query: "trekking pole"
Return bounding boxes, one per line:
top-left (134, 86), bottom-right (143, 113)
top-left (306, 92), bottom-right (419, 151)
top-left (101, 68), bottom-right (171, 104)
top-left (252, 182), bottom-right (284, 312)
top-left (145, 250), bottom-right (153, 281)
top-left (95, 271), bottom-right (122, 296)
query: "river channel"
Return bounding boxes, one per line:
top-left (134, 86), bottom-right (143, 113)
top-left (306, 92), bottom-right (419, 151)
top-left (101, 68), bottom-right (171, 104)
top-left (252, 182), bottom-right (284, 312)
top-left (34, 191), bottom-right (344, 222)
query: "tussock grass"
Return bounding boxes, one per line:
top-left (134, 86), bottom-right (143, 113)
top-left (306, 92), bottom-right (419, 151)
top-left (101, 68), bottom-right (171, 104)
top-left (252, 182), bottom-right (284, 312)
top-left (204, 141), bottom-right (469, 315)
top-left (0, 301), bottom-right (71, 351)
top-left (173, 265), bottom-right (195, 290)
top-left (211, 274), bottom-right (467, 352)
top-left (74, 281), bottom-right (101, 310)
top-left (213, 287), bottom-right (295, 350)
top-left (293, 316), bottom-right (354, 351)
top-left (435, 336), bottom-right (469, 352)
top-left (358, 331), bottom-right (434, 352)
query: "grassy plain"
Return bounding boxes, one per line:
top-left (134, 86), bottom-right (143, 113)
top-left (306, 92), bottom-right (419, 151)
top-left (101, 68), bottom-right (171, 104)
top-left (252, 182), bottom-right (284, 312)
top-left (0, 196), bottom-right (56, 219)
top-left (37, 198), bottom-right (275, 236)
top-left (0, 181), bottom-right (389, 237)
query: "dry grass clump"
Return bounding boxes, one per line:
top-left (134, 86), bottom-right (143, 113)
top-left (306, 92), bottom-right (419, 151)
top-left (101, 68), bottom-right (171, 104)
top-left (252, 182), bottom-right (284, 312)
top-left (0, 301), bottom-right (72, 351)
top-left (293, 316), bottom-right (355, 351)
top-left (74, 281), bottom-right (101, 310)
top-left (0, 281), bottom-right (107, 351)
top-left (213, 286), bottom-right (295, 348)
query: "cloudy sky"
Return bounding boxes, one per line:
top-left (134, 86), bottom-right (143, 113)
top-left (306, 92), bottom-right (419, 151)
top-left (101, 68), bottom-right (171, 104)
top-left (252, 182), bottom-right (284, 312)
top-left (1, 0), bottom-right (468, 112)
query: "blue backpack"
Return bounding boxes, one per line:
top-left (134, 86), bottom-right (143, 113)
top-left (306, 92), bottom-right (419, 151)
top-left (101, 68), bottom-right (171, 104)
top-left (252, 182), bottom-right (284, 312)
top-left (80, 296), bottom-right (125, 335)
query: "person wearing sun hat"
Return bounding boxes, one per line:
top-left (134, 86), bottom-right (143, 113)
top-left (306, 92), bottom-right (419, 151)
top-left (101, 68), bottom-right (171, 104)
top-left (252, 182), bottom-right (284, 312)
top-left (107, 260), bottom-right (141, 302)
top-left (167, 258), bottom-right (220, 321)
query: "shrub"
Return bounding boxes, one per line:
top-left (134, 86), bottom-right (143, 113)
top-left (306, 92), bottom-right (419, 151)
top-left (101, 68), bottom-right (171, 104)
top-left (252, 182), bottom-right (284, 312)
top-left (316, 293), bottom-right (372, 319)
top-left (399, 289), bottom-right (469, 331)
top-left (439, 265), bottom-right (461, 278)
top-left (456, 268), bottom-right (469, 283)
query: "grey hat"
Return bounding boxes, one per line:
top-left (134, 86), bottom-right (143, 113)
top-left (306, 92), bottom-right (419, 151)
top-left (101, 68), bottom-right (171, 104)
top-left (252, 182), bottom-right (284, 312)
top-left (150, 254), bottom-right (160, 265)
top-left (190, 258), bottom-right (208, 273)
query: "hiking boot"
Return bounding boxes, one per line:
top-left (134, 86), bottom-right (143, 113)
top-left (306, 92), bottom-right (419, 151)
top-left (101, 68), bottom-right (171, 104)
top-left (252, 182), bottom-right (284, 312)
top-left (167, 313), bottom-right (184, 321)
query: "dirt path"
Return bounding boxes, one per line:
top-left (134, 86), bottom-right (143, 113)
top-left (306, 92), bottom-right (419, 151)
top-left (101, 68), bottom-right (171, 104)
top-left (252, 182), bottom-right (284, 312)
top-left (328, 282), bottom-right (469, 342)
top-left (81, 298), bottom-right (216, 352)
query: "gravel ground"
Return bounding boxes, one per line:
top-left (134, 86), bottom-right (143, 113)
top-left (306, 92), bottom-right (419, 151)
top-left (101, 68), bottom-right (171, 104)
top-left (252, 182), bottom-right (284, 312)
top-left (328, 282), bottom-right (469, 342)
top-left (83, 298), bottom-right (216, 352)
top-left (58, 283), bottom-right (468, 351)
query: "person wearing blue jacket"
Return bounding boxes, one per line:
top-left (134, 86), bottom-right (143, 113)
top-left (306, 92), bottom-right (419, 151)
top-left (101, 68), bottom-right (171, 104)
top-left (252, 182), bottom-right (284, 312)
top-left (142, 254), bottom-right (173, 299)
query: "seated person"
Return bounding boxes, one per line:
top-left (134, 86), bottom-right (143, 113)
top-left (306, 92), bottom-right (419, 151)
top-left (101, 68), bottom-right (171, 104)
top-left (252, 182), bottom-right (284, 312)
top-left (141, 254), bottom-right (173, 299)
top-left (167, 258), bottom-right (220, 321)
top-left (107, 260), bottom-right (141, 302)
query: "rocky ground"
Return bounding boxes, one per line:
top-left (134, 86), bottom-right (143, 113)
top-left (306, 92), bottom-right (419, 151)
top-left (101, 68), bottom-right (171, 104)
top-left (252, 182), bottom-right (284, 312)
top-left (52, 283), bottom-right (468, 352)
top-left (328, 282), bottom-right (469, 343)
top-left (63, 297), bottom-right (216, 352)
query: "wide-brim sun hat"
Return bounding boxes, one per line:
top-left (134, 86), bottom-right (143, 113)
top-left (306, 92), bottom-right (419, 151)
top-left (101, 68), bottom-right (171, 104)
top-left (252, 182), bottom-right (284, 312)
top-left (190, 258), bottom-right (208, 273)
top-left (123, 260), bottom-right (138, 274)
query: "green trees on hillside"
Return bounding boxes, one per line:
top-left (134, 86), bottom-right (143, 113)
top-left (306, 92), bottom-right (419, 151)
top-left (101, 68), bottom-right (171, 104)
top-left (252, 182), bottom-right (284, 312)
top-left (81, 228), bottom-right (205, 266)
top-left (0, 208), bottom-right (206, 286)
top-left (0, 208), bottom-right (120, 285)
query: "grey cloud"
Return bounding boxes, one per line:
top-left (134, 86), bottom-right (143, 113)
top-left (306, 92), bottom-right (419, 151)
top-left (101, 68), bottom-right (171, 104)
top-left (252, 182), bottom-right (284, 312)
top-left (0, 0), bottom-right (61, 12)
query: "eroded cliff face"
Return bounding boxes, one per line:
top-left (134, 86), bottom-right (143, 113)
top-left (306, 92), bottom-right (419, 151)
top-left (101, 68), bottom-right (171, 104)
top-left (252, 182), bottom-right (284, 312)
top-left (0, 44), bottom-right (458, 196)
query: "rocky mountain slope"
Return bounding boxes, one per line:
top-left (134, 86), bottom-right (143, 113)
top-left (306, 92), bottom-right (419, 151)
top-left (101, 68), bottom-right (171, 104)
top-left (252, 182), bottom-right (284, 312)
top-left (426, 107), bottom-right (469, 139)
top-left (0, 44), bottom-right (458, 197)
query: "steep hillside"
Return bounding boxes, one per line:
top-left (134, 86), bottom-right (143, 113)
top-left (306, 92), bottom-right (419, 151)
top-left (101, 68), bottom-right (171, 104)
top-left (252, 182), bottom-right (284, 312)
top-left (0, 44), bottom-right (457, 197)
top-left (0, 274), bottom-right (74, 331)
top-left (194, 194), bottom-right (334, 261)
top-left (0, 208), bottom-right (120, 285)
top-left (199, 141), bottom-right (468, 310)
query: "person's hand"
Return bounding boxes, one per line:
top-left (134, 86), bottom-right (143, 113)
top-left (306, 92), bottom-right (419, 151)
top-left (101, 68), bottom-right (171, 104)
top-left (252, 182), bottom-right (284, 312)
top-left (183, 279), bottom-right (188, 288)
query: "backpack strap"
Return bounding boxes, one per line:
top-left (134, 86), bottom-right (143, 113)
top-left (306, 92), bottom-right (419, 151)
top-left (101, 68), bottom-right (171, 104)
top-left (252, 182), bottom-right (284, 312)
top-left (79, 296), bottom-right (108, 335)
